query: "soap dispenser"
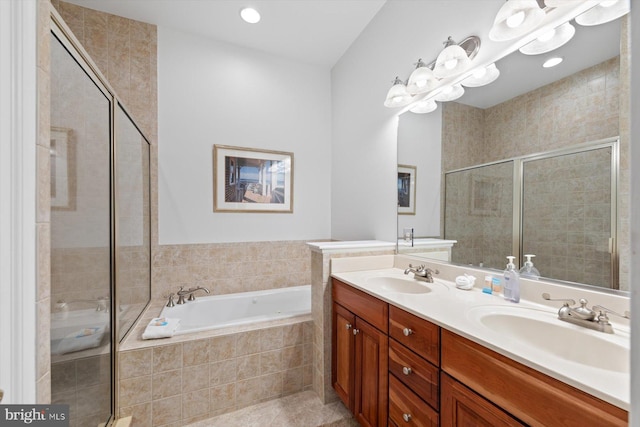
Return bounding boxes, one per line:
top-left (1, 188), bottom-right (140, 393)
top-left (519, 254), bottom-right (540, 279)
top-left (503, 256), bottom-right (520, 303)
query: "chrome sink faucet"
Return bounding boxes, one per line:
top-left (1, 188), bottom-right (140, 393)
top-left (176, 286), bottom-right (210, 304)
top-left (542, 293), bottom-right (630, 334)
top-left (404, 264), bottom-right (439, 283)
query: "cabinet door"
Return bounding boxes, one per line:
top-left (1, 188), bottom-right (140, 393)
top-left (441, 373), bottom-right (525, 427)
top-left (354, 317), bottom-right (388, 427)
top-left (333, 303), bottom-right (356, 411)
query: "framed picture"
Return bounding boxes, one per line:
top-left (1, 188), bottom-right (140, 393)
top-left (50, 127), bottom-right (76, 210)
top-left (398, 164), bottom-right (416, 215)
top-left (213, 145), bottom-right (293, 213)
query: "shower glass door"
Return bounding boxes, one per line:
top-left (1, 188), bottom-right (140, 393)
top-left (50, 31), bottom-right (113, 426)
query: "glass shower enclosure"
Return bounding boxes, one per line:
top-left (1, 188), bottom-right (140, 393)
top-left (49, 15), bottom-right (151, 426)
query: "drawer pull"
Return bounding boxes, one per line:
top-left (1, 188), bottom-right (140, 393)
top-left (403, 328), bottom-right (413, 336)
top-left (345, 323), bottom-right (352, 330)
top-left (403, 413), bottom-right (412, 422)
top-left (402, 366), bottom-right (412, 376)
top-left (353, 328), bottom-right (359, 335)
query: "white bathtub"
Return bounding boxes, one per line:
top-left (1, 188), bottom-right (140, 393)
top-left (160, 285), bottom-right (311, 335)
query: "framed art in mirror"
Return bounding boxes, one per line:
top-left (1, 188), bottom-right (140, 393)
top-left (213, 144), bottom-right (293, 213)
top-left (398, 164), bottom-right (416, 215)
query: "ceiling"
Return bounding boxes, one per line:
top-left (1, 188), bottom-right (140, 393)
top-left (65, 0), bottom-right (623, 108)
top-left (65, 0), bottom-right (387, 68)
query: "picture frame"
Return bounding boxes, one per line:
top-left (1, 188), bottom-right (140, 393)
top-left (213, 144), bottom-right (293, 213)
top-left (398, 164), bottom-right (416, 215)
top-left (50, 126), bottom-right (76, 210)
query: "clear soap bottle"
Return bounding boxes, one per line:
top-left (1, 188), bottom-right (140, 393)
top-left (519, 254), bottom-right (540, 279)
top-left (503, 256), bottom-right (520, 303)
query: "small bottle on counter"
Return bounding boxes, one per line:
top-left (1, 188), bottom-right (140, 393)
top-left (482, 275), bottom-right (493, 294)
top-left (491, 277), bottom-right (502, 295)
top-left (503, 256), bottom-right (520, 303)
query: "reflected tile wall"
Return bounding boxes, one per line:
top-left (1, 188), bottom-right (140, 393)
top-left (442, 55), bottom-right (629, 290)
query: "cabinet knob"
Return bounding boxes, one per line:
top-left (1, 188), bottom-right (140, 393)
top-left (403, 328), bottom-right (413, 336)
top-left (403, 413), bottom-right (412, 422)
top-left (345, 323), bottom-right (352, 330)
top-left (353, 328), bottom-right (359, 335)
top-left (402, 366), bottom-right (412, 376)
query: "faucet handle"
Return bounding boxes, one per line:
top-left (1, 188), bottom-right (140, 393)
top-left (166, 293), bottom-right (176, 307)
top-left (542, 293), bottom-right (576, 306)
top-left (592, 305), bottom-right (630, 320)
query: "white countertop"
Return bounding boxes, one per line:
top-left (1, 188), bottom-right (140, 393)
top-left (331, 266), bottom-right (630, 410)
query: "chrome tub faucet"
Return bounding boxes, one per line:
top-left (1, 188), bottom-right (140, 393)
top-left (176, 286), bottom-right (210, 304)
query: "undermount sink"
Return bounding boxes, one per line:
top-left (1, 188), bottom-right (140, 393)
top-left (365, 276), bottom-right (433, 294)
top-left (467, 306), bottom-right (629, 374)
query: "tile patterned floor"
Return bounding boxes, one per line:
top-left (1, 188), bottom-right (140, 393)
top-left (184, 391), bottom-right (357, 427)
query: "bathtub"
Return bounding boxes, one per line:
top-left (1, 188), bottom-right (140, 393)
top-left (160, 285), bottom-right (311, 335)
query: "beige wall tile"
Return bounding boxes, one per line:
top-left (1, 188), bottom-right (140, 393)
top-left (152, 369), bottom-right (182, 400)
top-left (236, 354), bottom-right (260, 380)
top-left (119, 376), bottom-right (152, 406)
top-left (209, 383), bottom-right (235, 412)
top-left (182, 364), bottom-right (209, 393)
top-left (152, 395), bottom-right (182, 426)
top-left (153, 344), bottom-right (183, 373)
top-left (209, 334), bottom-right (237, 361)
top-left (209, 359), bottom-right (236, 386)
top-left (120, 348), bottom-right (152, 379)
top-left (183, 339), bottom-right (209, 366)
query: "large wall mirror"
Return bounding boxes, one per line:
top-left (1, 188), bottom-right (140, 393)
top-left (397, 7), bottom-right (630, 293)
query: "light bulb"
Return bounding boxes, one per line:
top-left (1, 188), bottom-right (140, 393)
top-left (543, 57), bottom-right (563, 68)
top-left (240, 7), bottom-right (261, 24)
top-left (506, 10), bottom-right (525, 28)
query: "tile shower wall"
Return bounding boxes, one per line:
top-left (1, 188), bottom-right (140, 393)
top-left (442, 54), bottom-right (630, 290)
top-left (118, 321), bottom-right (313, 426)
top-left (36, 0), bottom-right (52, 403)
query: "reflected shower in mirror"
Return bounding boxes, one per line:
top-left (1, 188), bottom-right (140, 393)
top-left (116, 104), bottom-right (152, 341)
top-left (397, 12), bottom-right (630, 291)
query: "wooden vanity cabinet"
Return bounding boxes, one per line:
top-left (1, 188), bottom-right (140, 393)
top-left (332, 279), bottom-right (388, 427)
top-left (441, 373), bottom-right (524, 427)
top-left (441, 329), bottom-right (628, 427)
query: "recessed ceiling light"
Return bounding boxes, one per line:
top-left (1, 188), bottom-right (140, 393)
top-left (240, 7), bottom-right (261, 24)
top-left (542, 57), bottom-right (563, 68)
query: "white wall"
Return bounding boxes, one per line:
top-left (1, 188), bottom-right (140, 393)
top-left (397, 110), bottom-right (442, 238)
top-left (158, 26), bottom-right (332, 244)
top-left (330, 1), bottom-right (501, 243)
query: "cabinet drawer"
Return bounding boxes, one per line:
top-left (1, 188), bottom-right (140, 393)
top-left (441, 330), bottom-right (628, 427)
top-left (333, 279), bottom-right (388, 332)
top-left (389, 338), bottom-right (439, 410)
top-left (389, 374), bottom-right (438, 427)
top-left (389, 305), bottom-right (439, 366)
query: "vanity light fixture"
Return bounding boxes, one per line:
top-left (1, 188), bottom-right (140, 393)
top-left (519, 21), bottom-right (575, 55)
top-left (433, 84), bottom-right (465, 102)
top-left (407, 59), bottom-right (439, 95)
top-left (433, 36), bottom-right (479, 78)
top-left (240, 7), bottom-right (261, 24)
top-left (384, 77), bottom-right (413, 108)
top-left (542, 56), bottom-right (563, 67)
top-left (461, 63), bottom-right (500, 87)
top-left (409, 98), bottom-right (438, 114)
top-left (574, 0), bottom-right (629, 26)
top-left (489, 0), bottom-right (545, 41)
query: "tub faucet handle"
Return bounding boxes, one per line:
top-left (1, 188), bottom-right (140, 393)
top-left (166, 293), bottom-right (175, 307)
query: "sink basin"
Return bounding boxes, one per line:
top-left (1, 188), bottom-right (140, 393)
top-left (467, 306), bottom-right (629, 373)
top-left (366, 276), bottom-right (432, 294)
